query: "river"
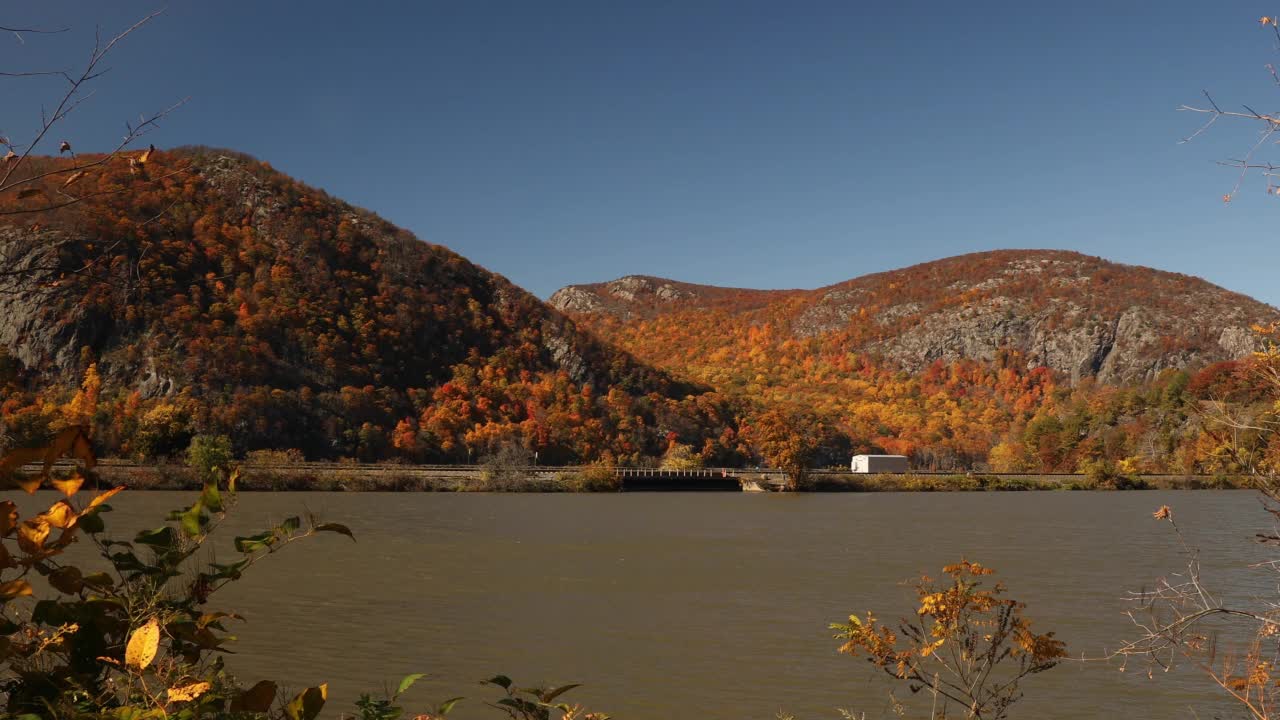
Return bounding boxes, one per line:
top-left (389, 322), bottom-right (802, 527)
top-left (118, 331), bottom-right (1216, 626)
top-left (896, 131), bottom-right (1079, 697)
top-left (11, 489), bottom-right (1275, 718)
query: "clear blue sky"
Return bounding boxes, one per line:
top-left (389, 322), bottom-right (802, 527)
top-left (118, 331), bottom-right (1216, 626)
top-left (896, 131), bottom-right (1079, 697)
top-left (5, 1), bottom-right (1279, 304)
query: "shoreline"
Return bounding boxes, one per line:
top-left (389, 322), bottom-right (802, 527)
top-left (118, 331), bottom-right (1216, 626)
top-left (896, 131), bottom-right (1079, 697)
top-left (53, 461), bottom-right (1251, 493)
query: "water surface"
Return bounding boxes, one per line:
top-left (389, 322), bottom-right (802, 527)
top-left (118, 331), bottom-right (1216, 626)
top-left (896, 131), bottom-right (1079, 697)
top-left (17, 490), bottom-right (1274, 719)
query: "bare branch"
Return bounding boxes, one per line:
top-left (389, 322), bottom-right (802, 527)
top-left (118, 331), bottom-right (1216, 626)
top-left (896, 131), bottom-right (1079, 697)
top-left (0, 24), bottom-right (68, 44)
top-left (0, 9), bottom-right (168, 192)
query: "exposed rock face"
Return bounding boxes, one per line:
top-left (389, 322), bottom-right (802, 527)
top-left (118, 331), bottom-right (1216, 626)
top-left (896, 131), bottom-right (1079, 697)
top-left (0, 148), bottom-right (688, 404)
top-left (549, 275), bottom-right (793, 320)
top-left (0, 228), bottom-right (103, 380)
top-left (546, 286), bottom-right (605, 315)
top-left (553, 250), bottom-right (1280, 385)
top-left (549, 276), bottom-right (697, 320)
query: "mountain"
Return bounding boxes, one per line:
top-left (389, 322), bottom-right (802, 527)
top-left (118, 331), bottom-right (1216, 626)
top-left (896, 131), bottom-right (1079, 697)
top-left (549, 252), bottom-right (1280, 472)
top-left (551, 251), bottom-right (1279, 386)
top-left (0, 148), bottom-right (740, 464)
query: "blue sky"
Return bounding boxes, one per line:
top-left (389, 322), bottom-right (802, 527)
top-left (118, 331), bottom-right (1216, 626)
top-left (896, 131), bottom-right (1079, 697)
top-left (5, 1), bottom-right (1280, 304)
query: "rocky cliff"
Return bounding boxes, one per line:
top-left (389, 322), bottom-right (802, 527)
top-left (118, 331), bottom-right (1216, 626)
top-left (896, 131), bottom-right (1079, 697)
top-left (0, 147), bottom-right (714, 461)
top-left (551, 250), bottom-right (1279, 385)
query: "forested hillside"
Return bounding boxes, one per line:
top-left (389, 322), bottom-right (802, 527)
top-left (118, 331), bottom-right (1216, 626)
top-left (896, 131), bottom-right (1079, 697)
top-left (0, 147), bottom-right (742, 464)
top-left (553, 254), bottom-right (1280, 473)
top-left (4, 147), bottom-right (1277, 475)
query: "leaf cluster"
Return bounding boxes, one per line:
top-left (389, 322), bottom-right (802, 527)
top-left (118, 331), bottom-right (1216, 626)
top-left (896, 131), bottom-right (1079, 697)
top-left (831, 561), bottom-right (1065, 720)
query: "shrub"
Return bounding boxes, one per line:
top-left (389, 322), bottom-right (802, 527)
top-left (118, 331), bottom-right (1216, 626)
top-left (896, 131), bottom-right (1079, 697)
top-left (566, 464), bottom-right (621, 492)
top-left (479, 443), bottom-right (534, 490)
top-left (832, 560), bottom-right (1064, 720)
top-left (1082, 459), bottom-right (1149, 490)
top-left (187, 433), bottom-right (234, 484)
top-left (660, 443), bottom-right (703, 470)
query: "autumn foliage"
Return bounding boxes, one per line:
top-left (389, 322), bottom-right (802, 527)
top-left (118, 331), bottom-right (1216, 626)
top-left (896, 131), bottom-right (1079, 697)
top-left (0, 148), bottom-right (746, 466)
top-left (832, 561), bottom-right (1065, 719)
top-left (1, 149), bottom-right (1276, 474)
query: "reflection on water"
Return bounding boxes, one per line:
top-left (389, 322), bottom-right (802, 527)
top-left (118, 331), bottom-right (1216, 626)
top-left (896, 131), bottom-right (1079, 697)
top-left (10, 489), bottom-right (1271, 719)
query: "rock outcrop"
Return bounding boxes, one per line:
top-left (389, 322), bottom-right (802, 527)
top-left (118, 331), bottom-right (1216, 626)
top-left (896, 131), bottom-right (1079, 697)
top-left (553, 250), bottom-right (1280, 385)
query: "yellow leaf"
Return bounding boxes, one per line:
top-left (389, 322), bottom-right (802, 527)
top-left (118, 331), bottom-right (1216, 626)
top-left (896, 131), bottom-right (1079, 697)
top-left (167, 681), bottom-right (212, 703)
top-left (50, 475), bottom-right (84, 498)
top-left (285, 684), bottom-right (328, 720)
top-left (17, 519), bottom-right (50, 554)
top-left (0, 579), bottom-right (32, 600)
top-left (40, 501), bottom-right (77, 530)
top-left (87, 486), bottom-right (125, 511)
top-left (125, 617), bottom-right (160, 670)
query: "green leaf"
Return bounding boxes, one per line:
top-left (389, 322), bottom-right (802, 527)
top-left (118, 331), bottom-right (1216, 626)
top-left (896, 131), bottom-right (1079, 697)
top-left (82, 572), bottom-right (115, 590)
top-left (397, 673), bottom-right (426, 696)
top-left (201, 481), bottom-right (223, 513)
top-left (437, 697), bottom-right (464, 715)
top-left (109, 551), bottom-right (148, 575)
top-left (179, 499), bottom-right (204, 538)
top-left (234, 531), bottom-right (275, 553)
top-left (540, 684), bottom-right (581, 703)
top-left (209, 559), bottom-right (250, 580)
top-left (278, 516), bottom-right (301, 535)
top-left (135, 526), bottom-right (176, 550)
top-left (486, 675), bottom-right (513, 690)
top-left (314, 522), bottom-right (355, 541)
top-left (31, 600), bottom-right (68, 626)
top-left (78, 511), bottom-right (106, 534)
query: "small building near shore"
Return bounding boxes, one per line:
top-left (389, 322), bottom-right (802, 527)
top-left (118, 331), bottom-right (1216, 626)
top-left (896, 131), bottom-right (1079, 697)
top-left (851, 454), bottom-right (909, 473)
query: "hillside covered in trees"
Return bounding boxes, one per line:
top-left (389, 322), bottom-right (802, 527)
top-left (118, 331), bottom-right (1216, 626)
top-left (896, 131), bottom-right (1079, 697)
top-left (0, 147), bottom-right (743, 465)
top-left (2, 147), bottom-right (1278, 475)
top-left (552, 255), bottom-right (1280, 473)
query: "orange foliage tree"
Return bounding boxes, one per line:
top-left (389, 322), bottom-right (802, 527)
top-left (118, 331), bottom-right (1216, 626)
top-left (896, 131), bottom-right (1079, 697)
top-left (832, 561), bottom-right (1065, 719)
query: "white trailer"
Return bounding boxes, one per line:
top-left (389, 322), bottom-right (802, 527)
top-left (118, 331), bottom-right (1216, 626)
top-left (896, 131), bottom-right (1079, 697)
top-left (851, 454), bottom-right (909, 474)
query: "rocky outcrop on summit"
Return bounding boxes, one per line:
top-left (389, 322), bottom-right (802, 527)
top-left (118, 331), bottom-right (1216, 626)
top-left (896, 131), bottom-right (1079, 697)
top-left (554, 250), bottom-right (1279, 385)
top-left (550, 275), bottom-right (794, 321)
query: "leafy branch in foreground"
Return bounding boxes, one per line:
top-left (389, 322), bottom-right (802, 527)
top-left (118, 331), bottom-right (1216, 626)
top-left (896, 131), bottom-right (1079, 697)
top-left (831, 561), bottom-right (1065, 720)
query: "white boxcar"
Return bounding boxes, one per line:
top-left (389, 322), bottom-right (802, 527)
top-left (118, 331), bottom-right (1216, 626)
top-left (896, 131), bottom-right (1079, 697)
top-left (851, 454), bottom-right (909, 473)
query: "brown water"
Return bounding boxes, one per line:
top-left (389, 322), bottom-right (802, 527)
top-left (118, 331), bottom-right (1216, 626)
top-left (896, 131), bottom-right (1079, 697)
top-left (11, 490), bottom-right (1276, 719)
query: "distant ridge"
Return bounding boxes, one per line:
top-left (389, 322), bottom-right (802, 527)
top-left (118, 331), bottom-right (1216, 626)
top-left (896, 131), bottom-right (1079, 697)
top-left (551, 249), bottom-right (1280, 385)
